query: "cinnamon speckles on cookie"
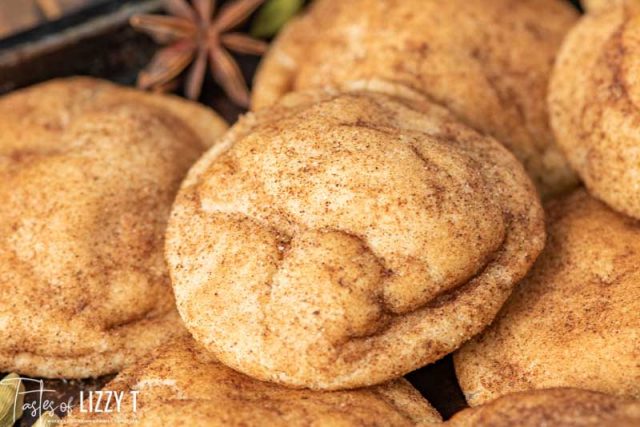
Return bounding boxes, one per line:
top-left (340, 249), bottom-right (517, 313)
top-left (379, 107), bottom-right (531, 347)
top-left (166, 88), bottom-right (545, 390)
top-left (549, 2), bottom-right (640, 219)
top-left (448, 388), bottom-right (640, 427)
top-left (0, 78), bottom-right (227, 378)
top-left (455, 190), bottom-right (640, 406)
top-left (252, 0), bottom-right (579, 197)
top-left (64, 337), bottom-right (443, 426)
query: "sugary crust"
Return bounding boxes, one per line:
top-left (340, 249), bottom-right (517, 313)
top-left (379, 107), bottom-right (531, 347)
top-left (455, 190), bottom-right (640, 406)
top-left (0, 78), bottom-right (227, 378)
top-left (448, 388), bottom-right (640, 427)
top-left (0, 312), bottom-right (186, 379)
top-left (549, 3), bottom-right (640, 219)
top-left (65, 337), bottom-right (443, 426)
top-left (253, 0), bottom-right (579, 197)
top-left (582, 0), bottom-right (640, 14)
top-left (166, 88), bottom-right (545, 390)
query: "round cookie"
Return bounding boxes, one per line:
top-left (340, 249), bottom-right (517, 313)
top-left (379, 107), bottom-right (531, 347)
top-left (252, 0), bottom-right (579, 197)
top-left (448, 388), bottom-right (640, 427)
top-left (455, 190), bottom-right (640, 406)
top-left (0, 77), bottom-right (227, 378)
top-left (549, 2), bottom-right (640, 219)
top-left (166, 87), bottom-right (545, 390)
top-left (65, 337), bottom-right (442, 426)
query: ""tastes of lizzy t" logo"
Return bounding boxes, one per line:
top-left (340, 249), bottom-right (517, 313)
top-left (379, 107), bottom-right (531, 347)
top-left (3, 376), bottom-right (139, 423)
top-left (78, 390), bottom-right (139, 413)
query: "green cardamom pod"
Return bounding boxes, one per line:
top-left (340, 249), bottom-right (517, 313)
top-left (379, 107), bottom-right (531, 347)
top-left (251, 0), bottom-right (305, 38)
top-left (0, 373), bottom-right (25, 427)
top-left (33, 411), bottom-right (61, 427)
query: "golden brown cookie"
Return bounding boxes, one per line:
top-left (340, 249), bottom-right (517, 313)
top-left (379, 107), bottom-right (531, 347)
top-left (582, 0), bottom-right (640, 13)
top-left (252, 0), bottom-right (579, 197)
top-left (448, 388), bottom-right (640, 427)
top-left (0, 77), bottom-right (227, 378)
top-left (166, 87), bottom-right (545, 390)
top-left (549, 2), bottom-right (640, 219)
top-left (65, 337), bottom-right (442, 426)
top-left (455, 190), bottom-right (640, 406)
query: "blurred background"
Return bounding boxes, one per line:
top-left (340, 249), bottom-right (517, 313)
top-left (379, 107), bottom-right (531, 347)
top-left (0, 0), bottom-right (108, 38)
top-left (0, 0), bottom-right (584, 120)
top-left (0, 0), bottom-right (584, 39)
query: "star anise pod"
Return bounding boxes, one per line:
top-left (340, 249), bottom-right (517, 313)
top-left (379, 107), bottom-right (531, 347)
top-left (130, 0), bottom-right (268, 106)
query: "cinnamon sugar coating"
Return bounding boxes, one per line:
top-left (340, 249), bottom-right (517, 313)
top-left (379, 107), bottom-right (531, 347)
top-left (582, 0), bottom-right (639, 13)
top-left (0, 78), bottom-right (227, 378)
top-left (65, 337), bottom-right (442, 426)
top-left (549, 3), bottom-right (640, 219)
top-left (252, 0), bottom-right (579, 197)
top-left (166, 88), bottom-right (545, 390)
top-left (449, 388), bottom-right (640, 427)
top-left (455, 190), bottom-right (640, 406)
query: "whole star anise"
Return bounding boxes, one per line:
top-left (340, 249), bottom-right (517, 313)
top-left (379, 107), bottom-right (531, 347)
top-left (130, 0), bottom-right (267, 106)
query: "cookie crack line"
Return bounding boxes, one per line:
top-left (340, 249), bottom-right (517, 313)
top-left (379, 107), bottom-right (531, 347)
top-left (194, 197), bottom-right (508, 329)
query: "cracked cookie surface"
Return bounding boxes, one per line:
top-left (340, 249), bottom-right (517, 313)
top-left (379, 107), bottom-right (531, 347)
top-left (0, 78), bottom-right (227, 378)
top-left (65, 337), bottom-right (442, 426)
top-left (252, 0), bottom-right (579, 197)
top-left (166, 88), bottom-right (545, 390)
top-left (455, 190), bottom-right (640, 406)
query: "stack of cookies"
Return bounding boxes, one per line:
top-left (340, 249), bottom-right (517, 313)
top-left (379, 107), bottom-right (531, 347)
top-left (1, 0), bottom-right (638, 426)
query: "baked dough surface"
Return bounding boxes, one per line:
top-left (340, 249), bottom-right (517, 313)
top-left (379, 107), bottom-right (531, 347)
top-left (0, 78), bottom-right (227, 377)
top-left (455, 190), bottom-right (640, 406)
top-left (253, 0), bottom-right (579, 196)
top-left (65, 337), bottom-right (443, 426)
top-left (449, 388), bottom-right (640, 427)
top-left (549, 3), bottom-right (640, 219)
top-left (167, 88), bottom-right (545, 389)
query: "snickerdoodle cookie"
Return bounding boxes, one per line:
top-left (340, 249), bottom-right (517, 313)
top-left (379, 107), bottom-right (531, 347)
top-left (455, 190), bottom-right (640, 406)
top-left (65, 337), bottom-right (442, 426)
top-left (549, 2), bottom-right (640, 219)
top-left (0, 77), bottom-right (227, 378)
top-left (252, 0), bottom-right (579, 196)
top-left (166, 87), bottom-right (545, 390)
top-left (448, 388), bottom-right (640, 427)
